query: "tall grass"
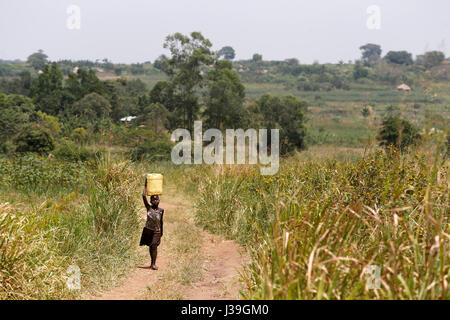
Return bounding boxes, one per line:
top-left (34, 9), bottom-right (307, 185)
top-left (0, 154), bottom-right (141, 299)
top-left (193, 146), bottom-right (449, 299)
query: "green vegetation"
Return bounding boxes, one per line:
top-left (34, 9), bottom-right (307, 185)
top-left (13, 124), bottom-right (54, 155)
top-left (378, 116), bottom-right (421, 151)
top-left (0, 154), bottom-right (141, 299)
top-left (192, 144), bottom-right (449, 299)
top-left (0, 35), bottom-right (448, 300)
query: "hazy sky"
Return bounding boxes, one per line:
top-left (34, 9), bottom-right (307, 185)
top-left (1, 0), bottom-right (449, 64)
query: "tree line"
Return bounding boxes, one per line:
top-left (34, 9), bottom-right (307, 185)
top-left (0, 32), bottom-right (307, 158)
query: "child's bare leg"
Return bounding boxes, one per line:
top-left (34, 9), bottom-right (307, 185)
top-left (149, 246), bottom-right (158, 270)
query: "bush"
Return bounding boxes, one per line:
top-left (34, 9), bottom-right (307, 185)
top-left (353, 63), bottom-right (369, 80)
top-left (36, 110), bottom-right (61, 136)
top-left (129, 138), bottom-right (173, 161)
top-left (53, 139), bottom-right (93, 162)
top-left (70, 127), bottom-right (89, 145)
top-left (378, 116), bottom-right (421, 151)
top-left (0, 154), bottom-right (88, 194)
top-left (13, 124), bottom-right (54, 154)
top-left (0, 141), bottom-right (15, 155)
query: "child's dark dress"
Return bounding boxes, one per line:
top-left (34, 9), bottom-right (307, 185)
top-left (139, 207), bottom-right (164, 247)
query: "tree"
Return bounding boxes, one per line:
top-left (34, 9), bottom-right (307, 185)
top-left (153, 55), bottom-right (168, 71)
top-left (109, 93), bottom-right (124, 122)
top-left (422, 51), bottom-right (445, 69)
top-left (65, 68), bottom-right (106, 102)
top-left (359, 44), bottom-right (382, 65)
top-left (72, 92), bottom-right (111, 119)
top-left (203, 60), bottom-right (245, 130)
top-left (162, 32), bottom-right (215, 132)
top-left (378, 116), bottom-right (421, 151)
top-left (353, 62), bottom-right (369, 80)
top-left (30, 62), bottom-right (64, 115)
top-left (384, 51), bottom-right (413, 65)
top-left (138, 102), bottom-right (169, 134)
top-left (0, 93), bottom-right (35, 140)
top-left (36, 110), bottom-right (61, 136)
top-left (218, 46), bottom-right (236, 60)
top-left (129, 135), bottom-right (173, 161)
top-left (253, 94), bottom-right (307, 154)
top-left (252, 53), bottom-right (263, 62)
top-left (27, 49), bottom-right (48, 71)
top-left (145, 80), bottom-right (181, 131)
top-left (71, 127), bottom-right (89, 145)
top-left (285, 58), bottom-right (299, 66)
top-left (13, 124), bottom-right (54, 154)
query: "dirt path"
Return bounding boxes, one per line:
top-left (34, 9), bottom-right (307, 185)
top-left (183, 232), bottom-right (246, 299)
top-left (88, 198), bottom-right (248, 300)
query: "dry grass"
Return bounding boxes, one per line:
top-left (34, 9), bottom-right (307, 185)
top-left (0, 154), bottom-right (142, 299)
top-left (193, 144), bottom-right (449, 299)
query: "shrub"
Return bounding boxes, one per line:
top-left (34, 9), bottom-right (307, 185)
top-left (70, 127), bottom-right (89, 145)
top-left (53, 139), bottom-right (92, 162)
top-left (36, 110), bottom-right (61, 136)
top-left (0, 141), bottom-right (15, 155)
top-left (378, 116), bottom-right (421, 151)
top-left (353, 63), bottom-right (369, 80)
top-left (129, 138), bottom-right (173, 161)
top-left (0, 154), bottom-right (88, 194)
top-left (13, 124), bottom-right (54, 154)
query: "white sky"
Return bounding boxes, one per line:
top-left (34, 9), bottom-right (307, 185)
top-left (0, 0), bottom-right (449, 63)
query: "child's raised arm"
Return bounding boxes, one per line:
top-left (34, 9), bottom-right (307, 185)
top-left (142, 179), bottom-right (151, 211)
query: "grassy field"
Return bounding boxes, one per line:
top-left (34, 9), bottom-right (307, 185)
top-left (188, 143), bottom-right (449, 299)
top-left (1, 62), bottom-right (448, 300)
top-left (0, 154), bottom-right (142, 299)
top-left (0, 139), bottom-right (448, 299)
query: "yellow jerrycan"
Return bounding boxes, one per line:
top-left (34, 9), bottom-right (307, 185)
top-left (146, 173), bottom-right (163, 196)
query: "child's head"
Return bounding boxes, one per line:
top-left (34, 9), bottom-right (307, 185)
top-left (150, 195), bottom-right (160, 207)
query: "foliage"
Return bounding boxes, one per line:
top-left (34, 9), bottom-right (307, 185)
top-left (72, 92), bottom-right (112, 119)
top-left (64, 68), bottom-right (107, 103)
top-left (384, 51), bottom-right (413, 65)
top-left (360, 43), bottom-right (382, 65)
top-left (0, 155), bottom-right (140, 299)
top-left (0, 93), bottom-right (35, 140)
top-left (251, 94), bottom-right (307, 154)
top-left (193, 149), bottom-right (449, 299)
top-left (30, 62), bottom-right (64, 115)
top-left (218, 46), bottom-right (236, 60)
top-left (27, 49), bottom-right (48, 71)
top-left (252, 53), bottom-right (263, 62)
top-left (378, 116), bottom-right (421, 151)
top-left (421, 51), bottom-right (446, 69)
top-left (53, 139), bottom-right (93, 162)
top-left (13, 124), bottom-right (55, 154)
top-left (162, 32), bottom-right (215, 132)
top-left (361, 105), bottom-right (373, 118)
top-left (203, 60), bottom-right (246, 129)
top-left (137, 102), bottom-right (169, 134)
top-left (36, 110), bottom-right (61, 136)
top-left (70, 127), bottom-right (90, 145)
top-left (153, 54), bottom-right (168, 72)
top-left (129, 136), bottom-right (173, 161)
top-left (146, 80), bottom-right (181, 131)
top-left (353, 63), bottom-right (369, 80)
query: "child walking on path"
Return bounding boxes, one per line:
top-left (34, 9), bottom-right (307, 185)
top-left (140, 179), bottom-right (164, 270)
